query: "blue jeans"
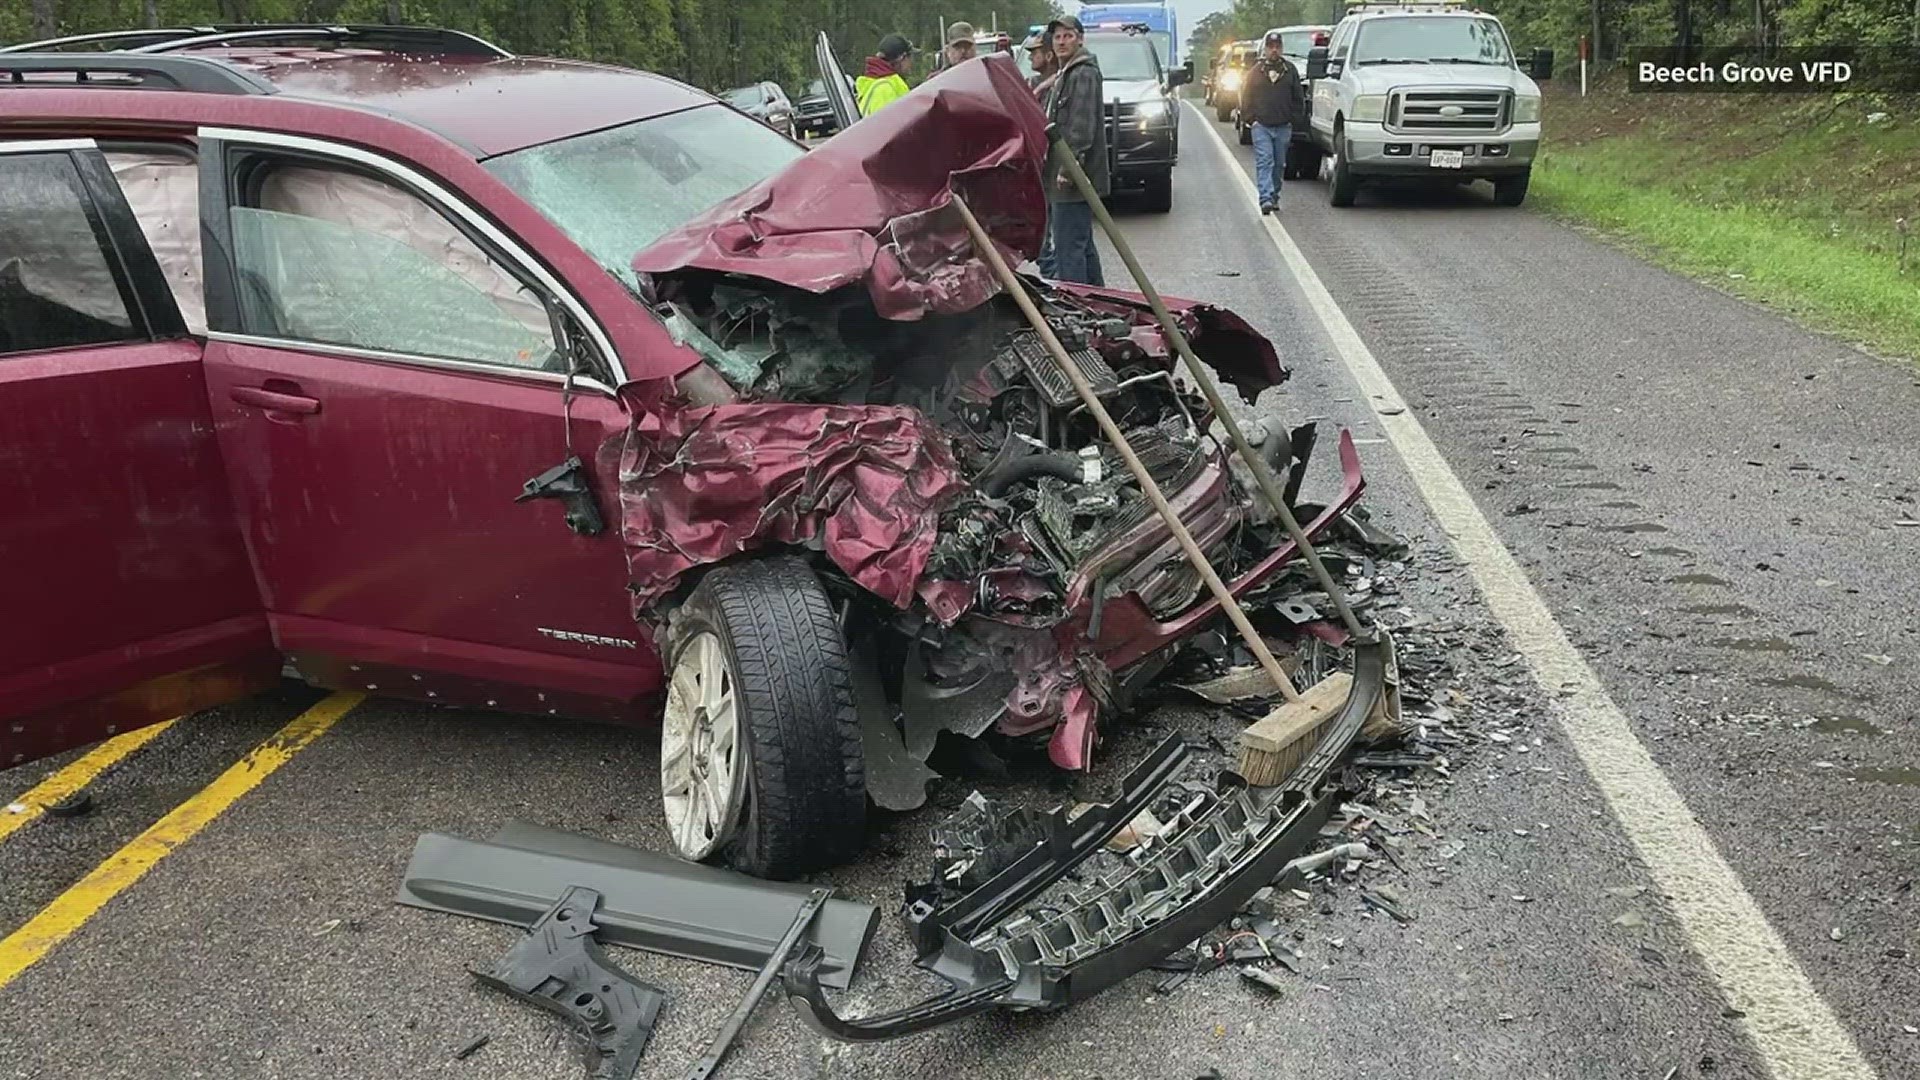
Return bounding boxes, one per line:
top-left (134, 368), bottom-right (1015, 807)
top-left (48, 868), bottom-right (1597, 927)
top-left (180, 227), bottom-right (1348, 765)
top-left (1253, 122), bottom-right (1291, 207)
top-left (1037, 214), bottom-right (1057, 278)
top-left (1047, 200), bottom-right (1103, 286)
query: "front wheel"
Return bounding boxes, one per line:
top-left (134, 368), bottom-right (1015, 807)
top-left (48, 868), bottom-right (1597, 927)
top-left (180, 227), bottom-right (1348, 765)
top-left (1327, 132), bottom-right (1358, 207)
top-left (1237, 122), bottom-right (1253, 146)
top-left (1493, 169), bottom-right (1531, 207)
top-left (1215, 103), bottom-right (1232, 123)
top-left (662, 558), bottom-right (866, 880)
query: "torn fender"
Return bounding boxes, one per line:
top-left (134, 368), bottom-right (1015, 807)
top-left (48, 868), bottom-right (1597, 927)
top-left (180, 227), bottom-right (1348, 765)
top-left (618, 403), bottom-right (968, 610)
top-left (632, 57), bottom-right (1049, 321)
top-left (1057, 283), bottom-right (1292, 401)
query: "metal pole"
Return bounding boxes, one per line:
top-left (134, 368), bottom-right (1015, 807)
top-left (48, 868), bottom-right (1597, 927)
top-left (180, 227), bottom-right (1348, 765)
top-left (1047, 140), bottom-right (1368, 641)
top-left (949, 194), bottom-right (1304, 703)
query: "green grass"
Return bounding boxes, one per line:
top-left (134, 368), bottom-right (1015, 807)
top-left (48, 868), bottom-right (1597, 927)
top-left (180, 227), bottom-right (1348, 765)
top-left (1530, 89), bottom-right (1920, 362)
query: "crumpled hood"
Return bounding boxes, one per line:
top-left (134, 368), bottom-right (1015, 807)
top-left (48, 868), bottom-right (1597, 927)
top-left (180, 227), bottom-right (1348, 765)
top-left (633, 56), bottom-right (1049, 321)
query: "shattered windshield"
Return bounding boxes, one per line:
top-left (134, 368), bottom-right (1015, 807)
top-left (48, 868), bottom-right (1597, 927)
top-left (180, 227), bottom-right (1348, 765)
top-left (486, 106), bottom-right (803, 289)
top-left (1352, 17), bottom-right (1513, 66)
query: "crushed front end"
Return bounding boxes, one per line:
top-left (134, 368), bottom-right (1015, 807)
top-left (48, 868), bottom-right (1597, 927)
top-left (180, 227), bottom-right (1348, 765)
top-left (619, 55), bottom-right (1375, 795)
top-left (619, 272), bottom-right (1368, 787)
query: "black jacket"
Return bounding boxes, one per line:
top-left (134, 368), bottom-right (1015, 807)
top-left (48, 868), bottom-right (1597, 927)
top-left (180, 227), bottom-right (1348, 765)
top-left (1044, 50), bottom-right (1109, 201)
top-left (1241, 55), bottom-right (1305, 128)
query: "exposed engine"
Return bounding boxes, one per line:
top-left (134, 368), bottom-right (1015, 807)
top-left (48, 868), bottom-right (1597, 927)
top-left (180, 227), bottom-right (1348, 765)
top-left (644, 274), bottom-right (1317, 776)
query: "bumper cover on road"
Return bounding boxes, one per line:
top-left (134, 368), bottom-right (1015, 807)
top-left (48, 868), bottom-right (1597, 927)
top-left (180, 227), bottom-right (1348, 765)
top-left (779, 633), bottom-right (1394, 1040)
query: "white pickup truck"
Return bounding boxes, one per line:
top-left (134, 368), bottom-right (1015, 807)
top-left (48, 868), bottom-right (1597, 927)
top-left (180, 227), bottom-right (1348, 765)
top-left (1306, 1), bottom-right (1553, 207)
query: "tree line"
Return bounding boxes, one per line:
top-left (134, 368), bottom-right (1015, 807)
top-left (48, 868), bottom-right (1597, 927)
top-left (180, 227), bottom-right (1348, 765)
top-left (1, 0), bottom-right (1064, 94)
top-left (1188, 0), bottom-right (1920, 73)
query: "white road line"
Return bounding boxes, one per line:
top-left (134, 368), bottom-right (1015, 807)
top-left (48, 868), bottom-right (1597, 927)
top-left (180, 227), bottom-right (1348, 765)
top-left (1187, 102), bottom-right (1876, 1080)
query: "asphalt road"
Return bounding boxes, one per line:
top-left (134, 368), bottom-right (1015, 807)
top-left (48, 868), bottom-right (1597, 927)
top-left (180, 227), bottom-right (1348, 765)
top-left (1, 105), bottom-right (1914, 1080)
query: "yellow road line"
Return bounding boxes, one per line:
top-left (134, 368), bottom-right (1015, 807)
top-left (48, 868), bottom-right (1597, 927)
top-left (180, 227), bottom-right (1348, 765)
top-left (0, 693), bottom-right (362, 991)
top-left (0, 720), bottom-right (178, 845)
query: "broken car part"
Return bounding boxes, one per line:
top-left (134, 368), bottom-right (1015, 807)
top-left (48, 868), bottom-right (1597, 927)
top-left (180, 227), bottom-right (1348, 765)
top-left (473, 885), bottom-right (668, 1080)
top-left (949, 193), bottom-right (1304, 710)
top-left (779, 634), bottom-right (1392, 1040)
top-left (516, 455), bottom-right (606, 537)
top-left (396, 821), bottom-right (876, 990)
top-left (683, 887), bottom-right (831, 1080)
top-left (1050, 137), bottom-right (1366, 644)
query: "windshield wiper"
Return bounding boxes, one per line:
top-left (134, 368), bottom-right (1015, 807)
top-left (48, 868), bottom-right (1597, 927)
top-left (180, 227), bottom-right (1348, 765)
top-left (1426, 56), bottom-right (1507, 65)
top-left (1354, 58), bottom-right (1427, 65)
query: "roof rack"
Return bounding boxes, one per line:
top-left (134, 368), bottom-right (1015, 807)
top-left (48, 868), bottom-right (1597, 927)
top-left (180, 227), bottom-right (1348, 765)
top-left (0, 53), bottom-right (277, 94)
top-left (0, 28), bottom-right (219, 53)
top-left (2, 24), bottom-right (512, 60)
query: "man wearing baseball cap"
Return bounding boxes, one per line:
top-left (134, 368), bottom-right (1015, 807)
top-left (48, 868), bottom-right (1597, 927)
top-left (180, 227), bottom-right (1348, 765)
top-left (1041, 14), bottom-right (1107, 285)
top-left (857, 33), bottom-right (915, 116)
top-left (1243, 29), bottom-right (1307, 214)
top-left (1022, 27), bottom-right (1059, 92)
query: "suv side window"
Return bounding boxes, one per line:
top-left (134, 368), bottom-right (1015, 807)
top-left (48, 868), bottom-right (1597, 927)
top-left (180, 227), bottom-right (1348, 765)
top-left (1331, 22), bottom-right (1355, 62)
top-left (0, 152), bottom-right (142, 358)
top-left (225, 156), bottom-right (557, 371)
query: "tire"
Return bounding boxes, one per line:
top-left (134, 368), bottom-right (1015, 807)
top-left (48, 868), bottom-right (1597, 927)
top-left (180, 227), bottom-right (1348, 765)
top-left (1327, 127), bottom-right (1358, 207)
top-left (1142, 171), bottom-right (1174, 212)
top-left (1215, 103), bottom-right (1232, 123)
top-left (1493, 169), bottom-right (1531, 207)
top-left (1237, 122), bottom-right (1252, 146)
top-left (1292, 146), bottom-right (1322, 182)
top-left (663, 558), bottom-right (866, 880)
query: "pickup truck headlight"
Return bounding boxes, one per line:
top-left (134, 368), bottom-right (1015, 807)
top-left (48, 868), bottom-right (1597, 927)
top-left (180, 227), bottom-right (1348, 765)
top-left (1220, 70), bottom-right (1243, 92)
top-left (1513, 94), bottom-right (1542, 123)
top-left (1350, 94), bottom-right (1387, 123)
top-left (1135, 100), bottom-right (1169, 120)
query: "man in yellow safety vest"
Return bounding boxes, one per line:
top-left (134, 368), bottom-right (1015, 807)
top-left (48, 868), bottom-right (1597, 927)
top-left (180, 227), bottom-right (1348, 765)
top-left (856, 34), bottom-right (915, 115)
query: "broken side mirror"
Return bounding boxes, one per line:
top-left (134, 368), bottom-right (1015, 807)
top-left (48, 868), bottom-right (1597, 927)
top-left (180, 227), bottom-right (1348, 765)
top-left (1530, 47), bottom-right (1555, 80)
top-left (547, 305), bottom-right (613, 385)
top-left (1306, 46), bottom-right (1330, 80)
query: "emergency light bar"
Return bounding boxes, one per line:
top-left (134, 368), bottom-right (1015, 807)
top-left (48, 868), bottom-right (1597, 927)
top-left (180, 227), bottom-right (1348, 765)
top-left (1344, 0), bottom-right (1475, 11)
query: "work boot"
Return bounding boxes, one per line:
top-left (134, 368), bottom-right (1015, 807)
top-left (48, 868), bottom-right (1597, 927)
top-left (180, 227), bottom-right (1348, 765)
top-left (1260, 202), bottom-right (1275, 215)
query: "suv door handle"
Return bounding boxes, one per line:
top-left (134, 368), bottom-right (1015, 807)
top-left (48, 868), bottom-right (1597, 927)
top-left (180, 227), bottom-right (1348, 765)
top-left (230, 385), bottom-right (321, 415)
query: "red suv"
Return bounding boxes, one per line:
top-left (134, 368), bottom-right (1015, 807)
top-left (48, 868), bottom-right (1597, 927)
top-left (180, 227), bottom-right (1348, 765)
top-left (0, 25), bottom-right (1366, 879)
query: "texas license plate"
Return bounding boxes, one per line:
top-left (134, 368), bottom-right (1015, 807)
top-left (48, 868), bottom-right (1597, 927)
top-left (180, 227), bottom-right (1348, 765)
top-left (1430, 149), bottom-right (1465, 169)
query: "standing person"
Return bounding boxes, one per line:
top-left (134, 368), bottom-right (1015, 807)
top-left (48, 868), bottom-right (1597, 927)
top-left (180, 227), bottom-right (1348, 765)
top-left (1042, 15), bottom-right (1107, 286)
top-left (857, 34), bottom-right (915, 116)
top-left (1243, 30), bottom-right (1306, 215)
top-left (1023, 29), bottom-right (1058, 92)
top-left (1022, 28), bottom-right (1061, 278)
top-left (936, 22), bottom-right (977, 74)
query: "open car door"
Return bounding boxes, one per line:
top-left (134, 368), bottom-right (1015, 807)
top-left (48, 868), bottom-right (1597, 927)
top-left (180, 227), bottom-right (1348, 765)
top-left (0, 139), bottom-right (277, 770)
top-left (814, 31), bottom-right (861, 133)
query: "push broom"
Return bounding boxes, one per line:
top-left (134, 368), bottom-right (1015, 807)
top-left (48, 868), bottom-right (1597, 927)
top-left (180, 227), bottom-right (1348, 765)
top-left (951, 134), bottom-right (1398, 787)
